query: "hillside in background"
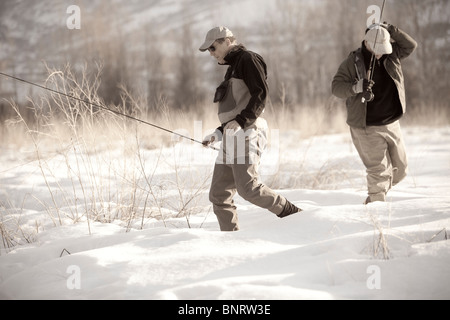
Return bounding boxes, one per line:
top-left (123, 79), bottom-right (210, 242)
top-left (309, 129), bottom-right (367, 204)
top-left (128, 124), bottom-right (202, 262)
top-left (0, 0), bottom-right (274, 105)
top-left (1, 0), bottom-right (449, 117)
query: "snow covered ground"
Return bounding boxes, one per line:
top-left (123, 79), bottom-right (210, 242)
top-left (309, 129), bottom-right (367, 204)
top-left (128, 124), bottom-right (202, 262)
top-left (0, 126), bottom-right (449, 300)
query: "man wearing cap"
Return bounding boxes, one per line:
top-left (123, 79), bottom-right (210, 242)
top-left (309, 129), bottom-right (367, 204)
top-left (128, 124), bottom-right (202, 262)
top-left (332, 23), bottom-right (417, 204)
top-left (199, 26), bottom-right (302, 231)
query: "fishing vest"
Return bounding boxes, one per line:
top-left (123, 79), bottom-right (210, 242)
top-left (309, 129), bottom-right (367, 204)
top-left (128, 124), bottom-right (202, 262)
top-left (215, 77), bottom-right (252, 125)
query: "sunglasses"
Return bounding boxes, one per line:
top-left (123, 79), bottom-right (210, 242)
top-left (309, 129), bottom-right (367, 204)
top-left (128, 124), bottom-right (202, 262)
top-left (208, 43), bottom-right (217, 52)
top-left (208, 38), bottom-right (226, 53)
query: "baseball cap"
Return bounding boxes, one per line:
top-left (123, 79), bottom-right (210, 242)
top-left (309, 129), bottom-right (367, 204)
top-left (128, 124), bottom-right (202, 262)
top-left (199, 26), bottom-right (234, 52)
top-left (364, 25), bottom-right (392, 55)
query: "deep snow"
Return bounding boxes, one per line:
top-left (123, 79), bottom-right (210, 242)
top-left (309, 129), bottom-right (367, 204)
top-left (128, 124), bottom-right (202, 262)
top-left (0, 126), bottom-right (449, 300)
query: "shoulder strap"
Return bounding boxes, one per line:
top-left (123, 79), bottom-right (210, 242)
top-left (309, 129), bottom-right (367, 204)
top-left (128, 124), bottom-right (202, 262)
top-left (224, 66), bottom-right (233, 81)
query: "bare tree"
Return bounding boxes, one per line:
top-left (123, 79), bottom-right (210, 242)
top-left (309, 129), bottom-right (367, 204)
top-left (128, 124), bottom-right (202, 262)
top-left (173, 23), bottom-right (206, 110)
top-left (393, 0), bottom-right (450, 108)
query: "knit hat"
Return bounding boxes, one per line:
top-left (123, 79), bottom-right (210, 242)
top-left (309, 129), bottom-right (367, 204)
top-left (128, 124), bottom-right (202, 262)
top-left (199, 26), bottom-right (234, 52)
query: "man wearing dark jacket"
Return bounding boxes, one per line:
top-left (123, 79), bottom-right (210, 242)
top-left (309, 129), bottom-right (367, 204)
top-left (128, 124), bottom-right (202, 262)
top-left (200, 26), bottom-right (302, 231)
top-left (332, 23), bottom-right (417, 204)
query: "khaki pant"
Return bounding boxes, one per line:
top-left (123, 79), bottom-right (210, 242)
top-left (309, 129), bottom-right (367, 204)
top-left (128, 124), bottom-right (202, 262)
top-left (350, 121), bottom-right (408, 202)
top-left (209, 119), bottom-right (286, 231)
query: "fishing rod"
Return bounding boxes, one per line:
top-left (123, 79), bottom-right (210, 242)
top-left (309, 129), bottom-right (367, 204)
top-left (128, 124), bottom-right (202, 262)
top-left (0, 71), bottom-right (219, 151)
top-left (362, 0), bottom-right (387, 103)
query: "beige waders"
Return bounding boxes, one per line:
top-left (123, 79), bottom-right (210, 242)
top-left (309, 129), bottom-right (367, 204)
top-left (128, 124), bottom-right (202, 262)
top-left (350, 120), bottom-right (408, 202)
top-left (209, 119), bottom-right (287, 231)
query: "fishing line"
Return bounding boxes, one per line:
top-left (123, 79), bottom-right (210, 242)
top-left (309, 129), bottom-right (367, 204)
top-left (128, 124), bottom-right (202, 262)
top-left (0, 71), bottom-right (219, 151)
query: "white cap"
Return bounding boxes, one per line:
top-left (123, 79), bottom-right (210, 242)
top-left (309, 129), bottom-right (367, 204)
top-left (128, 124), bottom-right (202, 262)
top-left (365, 26), bottom-right (392, 55)
top-left (199, 26), bottom-right (234, 52)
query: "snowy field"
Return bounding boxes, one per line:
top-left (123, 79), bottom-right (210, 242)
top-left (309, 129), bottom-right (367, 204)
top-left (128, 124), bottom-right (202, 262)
top-left (0, 126), bottom-right (449, 300)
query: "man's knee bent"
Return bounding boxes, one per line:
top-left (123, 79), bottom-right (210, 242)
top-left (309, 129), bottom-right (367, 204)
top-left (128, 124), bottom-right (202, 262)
top-left (235, 180), bottom-right (260, 202)
top-left (393, 167), bottom-right (407, 186)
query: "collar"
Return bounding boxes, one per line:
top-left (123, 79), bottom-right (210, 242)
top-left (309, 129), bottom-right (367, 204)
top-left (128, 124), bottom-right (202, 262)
top-left (221, 44), bottom-right (246, 65)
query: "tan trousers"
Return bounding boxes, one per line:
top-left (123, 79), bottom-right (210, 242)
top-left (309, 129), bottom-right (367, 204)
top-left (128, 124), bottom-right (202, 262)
top-left (350, 121), bottom-right (408, 202)
top-left (209, 119), bottom-right (286, 231)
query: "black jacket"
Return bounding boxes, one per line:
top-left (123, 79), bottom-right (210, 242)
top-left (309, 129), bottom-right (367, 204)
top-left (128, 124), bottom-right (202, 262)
top-left (361, 42), bottom-right (403, 126)
top-left (220, 45), bottom-right (268, 129)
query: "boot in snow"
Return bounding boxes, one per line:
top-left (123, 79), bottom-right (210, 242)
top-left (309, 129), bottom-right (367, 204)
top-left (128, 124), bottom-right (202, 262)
top-left (278, 200), bottom-right (302, 218)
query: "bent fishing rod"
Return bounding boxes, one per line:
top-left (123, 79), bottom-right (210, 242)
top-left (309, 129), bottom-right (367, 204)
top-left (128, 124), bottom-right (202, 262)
top-left (0, 71), bottom-right (219, 151)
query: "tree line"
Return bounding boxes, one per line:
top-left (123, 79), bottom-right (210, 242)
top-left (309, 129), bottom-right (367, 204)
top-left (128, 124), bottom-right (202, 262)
top-left (0, 0), bottom-right (448, 124)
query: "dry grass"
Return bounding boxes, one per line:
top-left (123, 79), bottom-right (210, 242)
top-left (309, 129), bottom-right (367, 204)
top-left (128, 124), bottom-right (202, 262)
top-left (1, 64), bottom-right (449, 252)
top-left (0, 65), bottom-right (214, 252)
